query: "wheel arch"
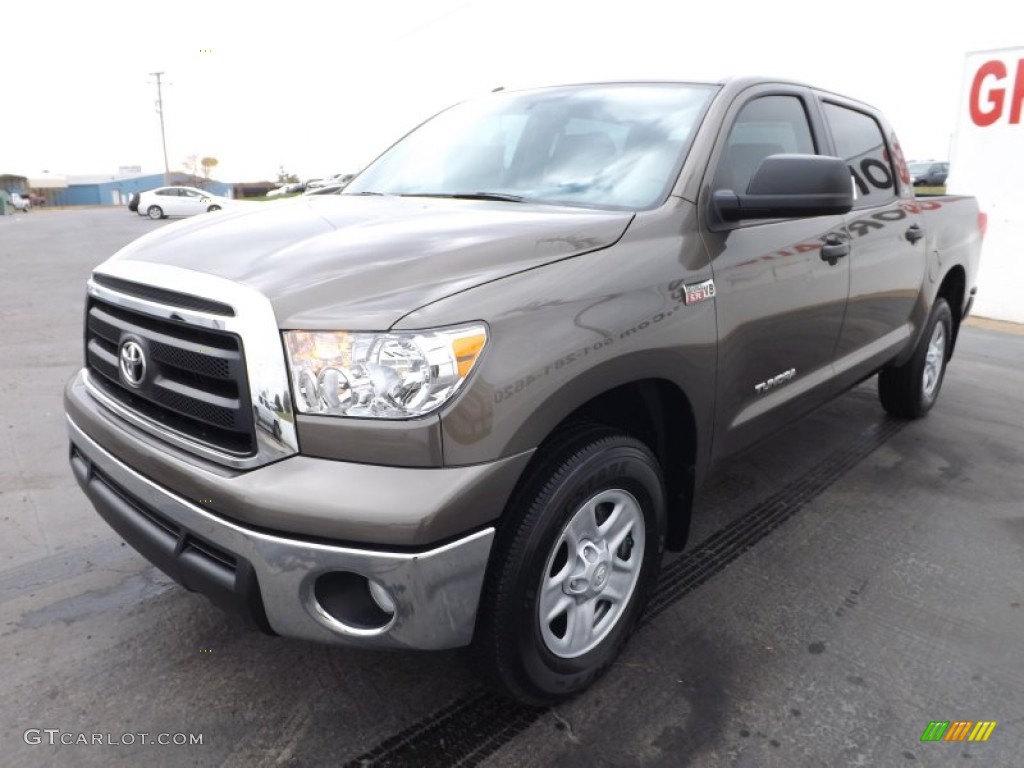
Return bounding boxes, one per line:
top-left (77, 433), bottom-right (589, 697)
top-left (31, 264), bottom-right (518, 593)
top-left (504, 377), bottom-right (701, 553)
top-left (570, 379), bottom-right (698, 552)
top-left (936, 265), bottom-right (966, 356)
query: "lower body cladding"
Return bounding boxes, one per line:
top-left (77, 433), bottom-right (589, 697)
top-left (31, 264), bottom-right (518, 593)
top-left (66, 417), bottom-right (494, 650)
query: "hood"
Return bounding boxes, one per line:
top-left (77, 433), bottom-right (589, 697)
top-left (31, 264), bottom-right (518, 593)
top-left (108, 195), bottom-right (634, 329)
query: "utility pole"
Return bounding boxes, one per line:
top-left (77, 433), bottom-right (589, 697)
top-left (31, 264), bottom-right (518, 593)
top-left (150, 72), bottom-right (170, 185)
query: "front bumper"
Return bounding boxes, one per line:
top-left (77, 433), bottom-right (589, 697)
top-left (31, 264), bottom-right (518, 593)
top-left (67, 416), bottom-right (495, 650)
top-left (65, 369), bottom-right (530, 546)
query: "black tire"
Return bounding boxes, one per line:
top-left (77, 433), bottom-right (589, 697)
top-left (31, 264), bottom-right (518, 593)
top-left (472, 424), bottom-right (666, 705)
top-left (878, 298), bottom-right (953, 419)
top-left (147, 205), bottom-right (164, 220)
top-left (208, 205), bottom-right (221, 212)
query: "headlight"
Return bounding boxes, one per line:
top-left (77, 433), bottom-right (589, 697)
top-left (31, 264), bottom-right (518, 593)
top-left (283, 324), bottom-right (487, 418)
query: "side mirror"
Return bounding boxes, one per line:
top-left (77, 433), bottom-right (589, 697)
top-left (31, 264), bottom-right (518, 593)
top-left (713, 154), bottom-right (854, 222)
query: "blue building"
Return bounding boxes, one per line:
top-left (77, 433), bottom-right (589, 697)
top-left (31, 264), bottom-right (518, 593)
top-left (54, 173), bottom-right (232, 206)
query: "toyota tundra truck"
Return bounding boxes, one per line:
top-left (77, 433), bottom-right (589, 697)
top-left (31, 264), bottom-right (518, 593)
top-left (65, 78), bottom-right (984, 705)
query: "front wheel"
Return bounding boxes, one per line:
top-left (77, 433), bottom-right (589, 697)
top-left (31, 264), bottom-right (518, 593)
top-left (878, 298), bottom-right (953, 418)
top-left (472, 425), bottom-right (666, 705)
top-left (207, 205), bottom-right (221, 212)
top-left (147, 205), bottom-right (164, 220)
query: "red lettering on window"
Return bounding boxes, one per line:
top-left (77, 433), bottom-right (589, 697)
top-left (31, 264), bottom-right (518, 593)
top-left (890, 139), bottom-right (911, 186)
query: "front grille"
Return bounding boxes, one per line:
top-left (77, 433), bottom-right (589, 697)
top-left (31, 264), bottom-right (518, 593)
top-left (91, 274), bottom-right (235, 316)
top-left (85, 296), bottom-right (256, 455)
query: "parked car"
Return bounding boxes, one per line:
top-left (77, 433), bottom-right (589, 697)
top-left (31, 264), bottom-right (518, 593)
top-left (266, 182), bottom-right (309, 198)
top-left (128, 192), bottom-right (140, 213)
top-left (909, 161), bottom-right (949, 186)
top-left (303, 174), bottom-right (355, 196)
top-left (253, 393), bottom-right (284, 439)
top-left (9, 192), bottom-right (31, 212)
top-left (303, 184), bottom-right (345, 196)
top-left (65, 78), bottom-right (983, 706)
top-left (25, 192), bottom-right (45, 206)
top-left (136, 186), bottom-right (233, 219)
top-left (306, 175), bottom-right (353, 190)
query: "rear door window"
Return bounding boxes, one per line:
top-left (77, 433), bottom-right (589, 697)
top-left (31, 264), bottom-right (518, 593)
top-left (822, 103), bottom-right (898, 208)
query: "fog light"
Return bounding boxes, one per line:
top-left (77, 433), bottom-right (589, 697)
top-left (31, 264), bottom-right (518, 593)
top-left (368, 580), bottom-right (396, 615)
top-left (312, 571), bottom-right (396, 633)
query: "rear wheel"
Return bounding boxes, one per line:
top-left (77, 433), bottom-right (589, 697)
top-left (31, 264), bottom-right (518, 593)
top-left (208, 205), bottom-right (221, 212)
top-left (147, 205), bottom-right (164, 220)
top-left (878, 298), bottom-right (953, 418)
top-left (472, 425), bottom-right (666, 705)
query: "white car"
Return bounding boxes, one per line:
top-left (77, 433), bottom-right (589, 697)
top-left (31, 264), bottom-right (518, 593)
top-left (9, 192), bottom-right (31, 212)
top-left (136, 186), bottom-right (232, 220)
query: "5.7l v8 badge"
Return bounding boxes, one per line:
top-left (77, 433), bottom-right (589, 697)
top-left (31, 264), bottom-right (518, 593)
top-left (682, 279), bottom-right (716, 305)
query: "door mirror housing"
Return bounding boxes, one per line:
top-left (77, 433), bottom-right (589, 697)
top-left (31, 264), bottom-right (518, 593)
top-left (713, 154), bottom-right (854, 221)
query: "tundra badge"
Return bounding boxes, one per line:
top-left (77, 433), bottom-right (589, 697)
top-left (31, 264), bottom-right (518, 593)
top-left (755, 368), bottom-right (796, 394)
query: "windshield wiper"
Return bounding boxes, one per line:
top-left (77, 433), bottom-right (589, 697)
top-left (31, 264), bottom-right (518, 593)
top-left (399, 192), bottom-right (525, 203)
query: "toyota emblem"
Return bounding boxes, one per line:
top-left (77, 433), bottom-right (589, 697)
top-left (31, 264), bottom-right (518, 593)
top-left (119, 340), bottom-right (147, 387)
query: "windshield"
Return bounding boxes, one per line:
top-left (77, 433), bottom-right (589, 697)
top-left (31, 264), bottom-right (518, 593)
top-left (345, 83), bottom-right (716, 210)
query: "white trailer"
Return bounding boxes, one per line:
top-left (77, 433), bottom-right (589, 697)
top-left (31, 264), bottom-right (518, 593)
top-left (949, 46), bottom-right (1024, 323)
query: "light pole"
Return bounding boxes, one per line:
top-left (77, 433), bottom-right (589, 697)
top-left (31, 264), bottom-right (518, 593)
top-left (150, 72), bottom-right (170, 185)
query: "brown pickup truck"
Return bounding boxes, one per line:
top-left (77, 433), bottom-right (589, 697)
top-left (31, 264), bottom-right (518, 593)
top-left (65, 77), bottom-right (984, 704)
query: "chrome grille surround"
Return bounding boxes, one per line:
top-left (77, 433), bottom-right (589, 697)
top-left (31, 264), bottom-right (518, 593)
top-left (85, 260), bottom-right (298, 469)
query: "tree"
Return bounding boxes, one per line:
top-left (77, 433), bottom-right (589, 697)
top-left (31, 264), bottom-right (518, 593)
top-left (201, 157), bottom-right (219, 179)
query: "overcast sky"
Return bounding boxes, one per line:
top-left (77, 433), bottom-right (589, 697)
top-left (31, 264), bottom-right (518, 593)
top-left (1, 0), bottom-right (1016, 182)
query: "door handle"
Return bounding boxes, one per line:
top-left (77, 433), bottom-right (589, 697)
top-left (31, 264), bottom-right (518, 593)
top-left (905, 224), bottom-right (925, 243)
top-left (820, 236), bottom-right (850, 266)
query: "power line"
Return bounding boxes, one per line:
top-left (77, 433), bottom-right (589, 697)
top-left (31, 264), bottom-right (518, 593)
top-left (149, 72), bottom-right (170, 185)
top-left (391, 0), bottom-right (477, 43)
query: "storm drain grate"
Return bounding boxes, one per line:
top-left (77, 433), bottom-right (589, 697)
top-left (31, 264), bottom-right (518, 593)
top-left (346, 691), bottom-right (543, 768)
top-left (645, 417), bottom-right (907, 619)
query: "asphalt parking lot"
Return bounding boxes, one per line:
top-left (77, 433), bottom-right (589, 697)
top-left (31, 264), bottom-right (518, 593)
top-left (1, 207), bottom-right (1022, 767)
